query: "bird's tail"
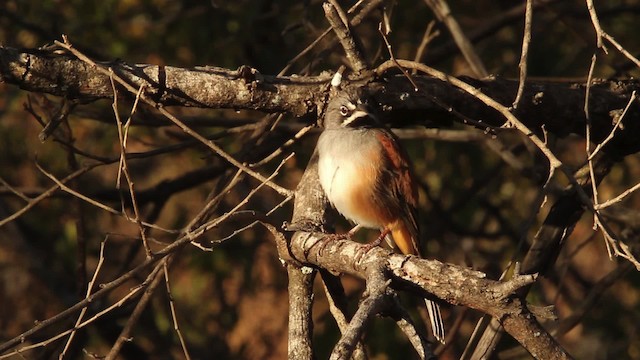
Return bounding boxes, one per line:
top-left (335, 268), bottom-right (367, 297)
top-left (425, 298), bottom-right (446, 344)
top-left (389, 222), bottom-right (446, 343)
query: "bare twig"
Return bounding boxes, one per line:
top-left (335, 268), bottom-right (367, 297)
top-left (1, 275), bottom-right (146, 359)
top-left (586, 0), bottom-right (640, 68)
top-left (38, 99), bottom-right (75, 142)
top-left (0, 164), bottom-right (285, 356)
top-left (323, 1), bottom-right (368, 72)
top-left (0, 164), bottom-right (98, 228)
top-left (378, 23), bottom-right (419, 91)
top-left (589, 90), bottom-right (637, 160)
top-left (513, 0), bottom-right (533, 109)
top-left (376, 59), bottom-right (563, 170)
top-left (596, 180), bottom-right (640, 210)
top-left (110, 72), bottom-right (152, 257)
top-left (105, 260), bottom-right (167, 360)
top-left (557, 262), bottom-right (633, 336)
top-left (59, 238), bottom-right (108, 360)
top-left (163, 262), bottom-right (192, 360)
top-left (35, 162), bottom-right (175, 233)
top-left (250, 124), bottom-right (314, 167)
top-left (279, 0), bottom-right (384, 76)
top-left (330, 265), bottom-right (389, 360)
top-left (188, 153), bottom-right (295, 245)
top-left (0, 176), bottom-right (32, 202)
top-left (413, 21), bottom-right (439, 66)
top-left (54, 38), bottom-right (293, 198)
top-left (423, 0), bottom-right (488, 77)
top-left (585, 53), bottom-right (600, 229)
top-left (320, 271), bottom-right (368, 360)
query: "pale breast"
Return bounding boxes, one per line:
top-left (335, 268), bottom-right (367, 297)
top-left (317, 129), bottom-right (389, 229)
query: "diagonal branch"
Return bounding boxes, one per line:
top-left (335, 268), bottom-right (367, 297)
top-left (423, 0), bottom-right (488, 77)
top-left (323, 1), bottom-right (369, 72)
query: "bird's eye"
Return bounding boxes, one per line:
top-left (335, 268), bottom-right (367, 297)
top-left (339, 105), bottom-right (350, 117)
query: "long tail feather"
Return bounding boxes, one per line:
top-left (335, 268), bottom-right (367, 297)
top-left (425, 299), bottom-right (446, 344)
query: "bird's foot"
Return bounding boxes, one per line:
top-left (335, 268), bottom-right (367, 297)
top-left (315, 232), bottom-right (351, 256)
top-left (354, 229), bottom-right (389, 263)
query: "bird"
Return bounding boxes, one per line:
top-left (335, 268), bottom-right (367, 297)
top-left (316, 88), bottom-right (446, 344)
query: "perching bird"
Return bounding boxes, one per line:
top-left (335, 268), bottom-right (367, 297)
top-left (317, 88), bottom-right (445, 343)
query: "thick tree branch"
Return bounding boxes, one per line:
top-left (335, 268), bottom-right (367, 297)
top-left (3, 46), bottom-right (640, 158)
top-left (287, 265), bottom-right (316, 360)
top-left (0, 46), bottom-right (326, 116)
top-left (283, 228), bottom-right (570, 359)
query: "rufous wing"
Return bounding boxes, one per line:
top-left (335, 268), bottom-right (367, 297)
top-left (374, 130), bottom-right (421, 256)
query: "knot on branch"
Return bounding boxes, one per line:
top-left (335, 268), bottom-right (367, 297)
top-left (489, 273), bottom-right (538, 301)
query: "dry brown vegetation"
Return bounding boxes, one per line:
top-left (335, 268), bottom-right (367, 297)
top-left (1, 1), bottom-right (640, 359)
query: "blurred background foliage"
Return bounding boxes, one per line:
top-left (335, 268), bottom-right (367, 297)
top-left (1, 0), bottom-right (640, 359)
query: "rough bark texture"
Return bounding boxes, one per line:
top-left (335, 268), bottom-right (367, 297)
top-left (3, 46), bottom-right (640, 160)
top-left (1, 45), bottom-right (634, 360)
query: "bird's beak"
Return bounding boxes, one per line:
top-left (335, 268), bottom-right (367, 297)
top-left (342, 104), bottom-right (377, 127)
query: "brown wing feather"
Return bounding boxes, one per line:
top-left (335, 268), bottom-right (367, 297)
top-left (374, 130), bottom-right (421, 256)
top-left (376, 130), bottom-right (445, 343)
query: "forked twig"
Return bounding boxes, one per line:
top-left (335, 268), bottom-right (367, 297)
top-left (34, 162), bottom-right (176, 233)
top-left (423, 0), bottom-right (488, 77)
top-left (586, 0), bottom-right (640, 68)
top-left (110, 72), bottom-right (153, 257)
top-left (378, 24), bottom-right (419, 91)
top-left (54, 37), bottom-right (293, 198)
top-left (0, 165), bottom-right (98, 229)
top-left (59, 238), bottom-right (108, 359)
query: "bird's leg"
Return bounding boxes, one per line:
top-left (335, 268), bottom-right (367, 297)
top-left (347, 224), bottom-right (363, 237)
top-left (323, 224), bottom-right (361, 241)
top-left (371, 227), bottom-right (390, 248)
top-left (315, 225), bottom-right (361, 256)
top-left (355, 228), bottom-right (390, 262)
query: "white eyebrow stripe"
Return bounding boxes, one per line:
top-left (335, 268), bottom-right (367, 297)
top-left (342, 110), bottom-right (370, 126)
top-left (346, 102), bottom-right (357, 110)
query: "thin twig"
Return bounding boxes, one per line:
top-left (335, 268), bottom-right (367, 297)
top-left (189, 153), bottom-right (295, 245)
top-left (323, 1), bottom-right (368, 72)
top-left (1, 276), bottom-right (146, 360)
top-left (585, 54), bottom-right (600, 229)
top-left (0, 181), bottom-right (271, 355)
top-left (34, 162), bottom-right (175, 233)
top-left (54, 38), bottom-right (293, 198)
top-left (589, 90), bottom-right (637, 160)
top-left (59, 238), bottom-right (108, 360)
top-left (596, 181), bottom-right (640, 210)
top-left (110, 72), bottom-right (152, 257)
top-left (0, 176), bottom-right (31, 202)
top-left (586, 0), bottom-right (640, 68)
top-left (104, 261), bottom-right (167, 360)
top-left (163, 262), bottom-right (192, 360)
top-left (423, 0), bottom-right (488, 77)
top-left (378, 24), bottom-right (419, 91)
top-left (586, 0), bottom-right (605, 50)
top-left (250, 124), bottom-right (313, 167)
top-left (513, 0), bottom-right (533, 109)
top-left (413, 21), bottom-right (439, 66)
top-left (376, 60), bottom-right (563, 169)
top-left (320, 272), bottom-right (368, 360)
top-left (330, 267), bottom-right (389, 360)
top-left (0, 164), bottom-right (97, 228)
top-left (278, 0), bottom-right (384, 76)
